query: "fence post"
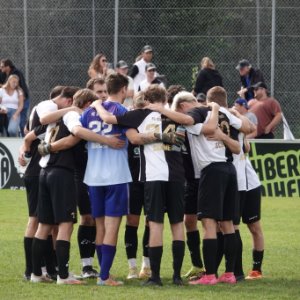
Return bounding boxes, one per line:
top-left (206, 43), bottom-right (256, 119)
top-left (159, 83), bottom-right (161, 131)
top-left (92, 0), bottom-right (96, 58)
top-left (270, 0), bottom-right (276, 97)
top-left (23, 0), bottom-right (29, 85)
top-left (113, 0), bottom-right (119, 68)
top-left (256, 0), bottom-right (260, 68)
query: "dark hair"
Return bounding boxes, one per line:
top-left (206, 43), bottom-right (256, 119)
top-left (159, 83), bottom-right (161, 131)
top-left (144, 84), bottom-right (166, 104)
top-left (49, 85), bottom-right (65, 99)
top-left (86, 77), bottom-right (106, 90)
top-left (106, 73), bottom-right (128, 95)
top-left (60, 86), bottom-right (80, 100)
top-left (206, 86), bottom-right (227, 107)
top-left (1, 59), bottom-right (14, 68)
top-left (167, 85), bottom-right (185, 105)
top-left (73, 89), bottom-right (98, 109)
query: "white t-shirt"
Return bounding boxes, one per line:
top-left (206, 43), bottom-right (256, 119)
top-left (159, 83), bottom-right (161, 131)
top-left (138, 78), bottom-right (164, 92)
top-left (0, 88), bottom-right (21, 110)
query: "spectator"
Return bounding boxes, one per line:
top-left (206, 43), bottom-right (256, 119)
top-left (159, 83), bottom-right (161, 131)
top-left (116, 60), bottom-right (134, 107)
top-left (0, 74), bottom-right (24, 136)
top-left (234, 98), bottom-right (258, 138)
top-left (193, 57), bottom-right (223, 95)
top-left (236, 59), bottom-right (265, 101)
top-left (88, 53), bottom-right (114, 79)
top-left (249, 82), bottom-right (282, 139)
top-left (0, 59), bottom-right (29, 136)
top-left (131, 45), bottom-right (153, 92)
top-left (138, 63), bottom-right (164, 92)
top-left (86, 77), bottom-right (108, 101)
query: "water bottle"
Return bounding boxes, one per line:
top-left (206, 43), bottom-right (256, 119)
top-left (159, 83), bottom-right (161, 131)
top-left (19, 152), bottom-right (32, 176)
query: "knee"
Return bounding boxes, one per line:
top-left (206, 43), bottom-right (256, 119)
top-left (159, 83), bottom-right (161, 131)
top-left (26, 218), bottom-right (39, 236)
top-left (184, 215), bottom-right (198, 232)
top-left (126, 215), bottom-right (140, 227)
top-left (80, 214), bottom-right (95, 226)
top-left (248, 223), bottom-right (263, 237)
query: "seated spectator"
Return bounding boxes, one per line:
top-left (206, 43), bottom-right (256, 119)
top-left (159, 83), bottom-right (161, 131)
top-left (236, 59), bottom-right (265, 101)
top-left (138, 63), bottom-right (164, 92)
top-left (248, 82), bottom-right (282, 139)
top-left (88, 53), bottom-right (114, 79)
top-left (0, 74), bottom-right (24, 136)
top-left (193, 57), bottom-right (223, 95)
top-left (234, 98), bottom-right (258, 138)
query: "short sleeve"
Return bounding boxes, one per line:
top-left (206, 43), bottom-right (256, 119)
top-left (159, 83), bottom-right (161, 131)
top-left (271, 100), bottom-right (282, 115)
top-left (220, 107), bottom-right (242, 130)
top-left (36, 100), bottom-right (57, 117)
top-left (34, 124), bottom-right (47, 139)
top-left (187, 107), bottom-right (208, 124)
top-left (63, 111), bottom-right (82, 132)
top-left (80, 108), bottom-right (91, 128)
top-left (247, 112), bottom-right (258, 125)
top-left (116, 109), bottom-right (149, 129)
top-left (185, 123), bottom-right (203, 135)
top-left (128, 77), bottom-right (134, 90)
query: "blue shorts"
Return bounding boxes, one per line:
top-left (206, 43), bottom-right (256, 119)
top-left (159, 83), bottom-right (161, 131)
top-left (89, 183), bottom-right (129, 218)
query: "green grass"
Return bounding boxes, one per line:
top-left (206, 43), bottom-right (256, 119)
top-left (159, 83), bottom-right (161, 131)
top-left (0, 190), bottom-right (299, 300)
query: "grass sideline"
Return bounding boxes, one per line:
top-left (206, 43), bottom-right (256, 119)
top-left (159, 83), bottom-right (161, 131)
top-left (0, 190), bottom-right (299, 300)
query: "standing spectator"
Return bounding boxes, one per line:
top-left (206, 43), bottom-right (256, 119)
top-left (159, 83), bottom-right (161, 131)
top-left (138, 63), bottom-right (164, 92)
top-left (249, 82), bottom-right (282, 139)
top-left (88, 53), bottom-right (114, 79)
top-left (0, 59), bottom-right (29, 136)
top-left (0, 74), bottom-right (24, 136)
top-left (131, 45), bottom-right (153, 92)
top-left (116, 60), bottom-right (134, 107)
top-left (236, 59), bottom-right (265, 101)
top-left (193, 57), bottom-right (223, 95)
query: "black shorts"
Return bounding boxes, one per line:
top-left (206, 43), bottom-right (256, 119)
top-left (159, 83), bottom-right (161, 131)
top-left (38, 168), bottom-right (77, 225)
top-left (184, 179), bottom-right (199, 215)
top-left (144, 181), bottom-right (184, 224)
top-left (129, 182), bottom-right (145, 215)
top-left (197, 162), bottom-right (238, 221)
top-left (24, 175), bottom-right (39, 217)
top-left (75, 174), bottom-right (91, 216)
top-left (233, 191), bottom-right (246, 225)
top-left (242, 186), bottom-right (262, 224)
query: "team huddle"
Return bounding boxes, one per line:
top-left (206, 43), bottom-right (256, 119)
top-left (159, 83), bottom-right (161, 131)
top-left (19, 72), bottom-right (265, 287)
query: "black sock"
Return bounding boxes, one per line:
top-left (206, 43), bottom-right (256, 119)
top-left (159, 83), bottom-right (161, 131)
top-left (32, 238), bottom-right (47, 276)
top-left (44, 235), bottom-right (56, 275)
top-left (77, 225), bottom-right (93, 263)
top-left (202, 239), bottom-right (217, 275)
top-left (148, 246), bottom-right (163, 280)
top-left (216, 232), bottom-right (224, 273)
top-left (89, 226), bottom-right (96, 259)
top-left (24, 237), bottom-right (33, 276)
top-left (186, 230), bottom-right (203, 268)
top-left (142, 226), bottom-right (150, 257)
top-left (125, 225), bottom-right (138, 259)
top-left (234, 230), bottom-right (244, 276)
top-left (56, 240), bottom-right (70, 279)
top-left (253, 249), bottom-right (264, 272)
top-left (224, 233), bottom-right (237, 273)
top-left (172, 240), bottom-right (185, 279)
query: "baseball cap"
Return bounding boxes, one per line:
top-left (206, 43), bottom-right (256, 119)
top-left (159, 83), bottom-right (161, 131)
top-left (235, 98), bottom-right (249, 109)
top-left (145, 63), bottom-right (156, 71)
top-left (142, 45), bottom-right (153, 53)
top-left (196, 93), bottom-right (206, 103)
top-left (252, 81), bottom-right (268, 90)
top-left (116, 60), bottom-right (128, 69)
top-left (236, 59), bottom-right (251, 70)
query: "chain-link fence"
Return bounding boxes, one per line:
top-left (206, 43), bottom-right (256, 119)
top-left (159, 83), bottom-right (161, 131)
top-left (0, 0), bottom-right (299, 137)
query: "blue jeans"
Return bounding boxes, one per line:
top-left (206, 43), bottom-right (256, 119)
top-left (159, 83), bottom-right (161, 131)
top-left (6, 108), bottom-right (20, 137)
top-left (20, 98), bottom-right (29, 137)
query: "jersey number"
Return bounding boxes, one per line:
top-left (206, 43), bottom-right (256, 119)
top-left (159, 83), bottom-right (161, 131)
top-left (89, 120), bottom-right (113, 135)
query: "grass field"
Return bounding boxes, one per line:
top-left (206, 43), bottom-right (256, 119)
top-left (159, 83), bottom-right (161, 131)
top-left (0, 190), bottom-right (299, 300)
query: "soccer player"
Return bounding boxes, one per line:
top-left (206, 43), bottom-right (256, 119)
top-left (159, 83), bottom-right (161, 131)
top-left (86, 77), bottom-right (108, 101)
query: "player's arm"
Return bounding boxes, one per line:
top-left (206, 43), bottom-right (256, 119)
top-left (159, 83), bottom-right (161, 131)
top-left (244, 139), bottom-right (251, 154)
top-left (228, 108), bottom-right (256, 135)
top-left (200, 103), bottom-right (220, 135)
top-left (90, 100), bottom-right (118, 124)
top-left (39, 106), bottom-right (79, 125)
top-left (126, 128), bottom-right (157, 145)
top-left (246, 124), bottom-right (257, 139)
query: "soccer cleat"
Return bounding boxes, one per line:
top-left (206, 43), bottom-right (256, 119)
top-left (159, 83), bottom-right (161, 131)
top-left (127, 267), bottom-right (139, 279)
top-left (235, 274), bottom-right (245, 282)
top-left (189, 274), bottom-right (218, 285)
top-left (30, 273), bottom-right (53, 283)
top-left (57, 274), bottom-right (86, 285)
top-left (142, 278), bottom-right (163, 286)
top-left (82, 266), bottom-right (98, 279)
top-left (218, 272), bottom-right (237, 284)
top-left (23, 274), bottom-right (31, 281)
top-left (183, 266), bottom-right (205, 280)
top-left (97, 277), bottom-right (124, 286)
top-left (245, 270), bottom-right (263, 280)
top-left (173, 276), bottom-right (184, 286)
top-left (139, 267), bottom-right (151, 279)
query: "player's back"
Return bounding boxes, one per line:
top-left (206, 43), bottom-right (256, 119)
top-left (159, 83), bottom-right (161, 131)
top-left (80, 101), bottom-right (132, 186)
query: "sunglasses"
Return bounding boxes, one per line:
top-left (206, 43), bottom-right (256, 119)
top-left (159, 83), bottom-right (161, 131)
top-left (101, 59), bottom-right (107, 63)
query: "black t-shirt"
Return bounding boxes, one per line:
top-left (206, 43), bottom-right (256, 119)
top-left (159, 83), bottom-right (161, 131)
top-left (116, 109), bottom-right (185, 182)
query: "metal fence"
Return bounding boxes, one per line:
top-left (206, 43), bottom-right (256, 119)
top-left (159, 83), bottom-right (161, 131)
top-left (1, 0), bottom-right (299, 137)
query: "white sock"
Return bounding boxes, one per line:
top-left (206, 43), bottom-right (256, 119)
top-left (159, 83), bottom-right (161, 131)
top-left (141, 256), bottom-right (150, 268)
top-left (128, 258), bottom-right (137, 268)
top-left (82, 258), bottom-right (91, 267)
top-left (89, 257), bottom-right (93, 267)
top-left (41, 266), bottom-right (47, 276)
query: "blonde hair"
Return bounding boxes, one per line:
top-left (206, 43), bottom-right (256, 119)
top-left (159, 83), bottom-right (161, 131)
top-left (201, 57), bottom-right (215, 70)
top-left (133, 91), bottom-right (146, 109)
top-left (73, 88), bottom-right (98, 109)
top-left (171, 91), bottom-right (197, 111)
top-left (2, 74), bottom-right (23, 95)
